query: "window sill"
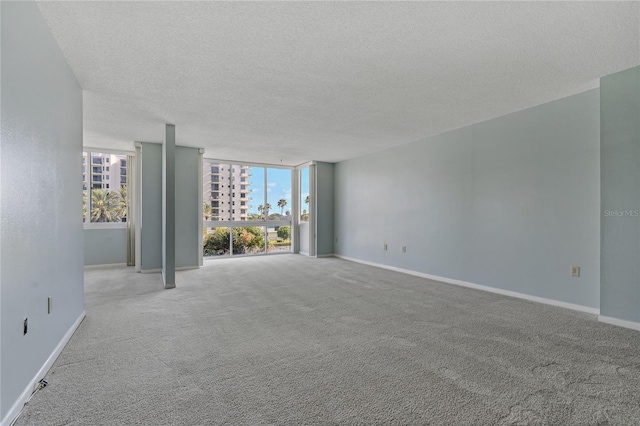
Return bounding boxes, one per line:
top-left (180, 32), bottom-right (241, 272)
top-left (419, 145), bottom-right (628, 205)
top-left (83, 222), bottom-right (127, 230)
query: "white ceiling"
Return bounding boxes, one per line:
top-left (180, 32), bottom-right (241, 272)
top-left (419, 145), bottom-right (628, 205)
top-left (38, 1), bottom-right (639, 166)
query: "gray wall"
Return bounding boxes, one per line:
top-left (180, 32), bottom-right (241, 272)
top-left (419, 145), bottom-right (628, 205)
top-left (84, 229), bottom-right (127, 266)
top-left (140, 143), bottom-right (199, 272)
top-left (0, 1), bottom-right (84, 421)
top-left (175, 146), bottom-right (200, 269)
top-left (162, 125), bottom-right (176, 286)
top-left (316, 162), bottom-right (335, 256)
top-left (140, 143), bottom-right (163, 271)
top-left (600, 66), bottom-right (640, 322)
top-left (335, 89), bottom-right (601, 309)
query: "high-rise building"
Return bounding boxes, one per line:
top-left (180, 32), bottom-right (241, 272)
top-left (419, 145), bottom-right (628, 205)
top-left (203, 163), bottom-right (252, 221)
top-left (83, 153), bottom-right (127, 192)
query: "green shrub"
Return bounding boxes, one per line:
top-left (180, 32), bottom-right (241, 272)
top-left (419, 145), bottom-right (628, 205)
top-left (276, 226), bottom-right (291, 241)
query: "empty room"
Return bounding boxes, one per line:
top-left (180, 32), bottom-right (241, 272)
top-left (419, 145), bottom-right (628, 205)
top-left (1, 1), bottom-right (640, 425)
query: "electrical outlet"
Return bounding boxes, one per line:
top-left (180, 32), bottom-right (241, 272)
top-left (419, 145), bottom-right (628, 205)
top-left (384, 243), bottom-right (388, 251)
top-left (402, 246), bottom-right (407, 253)
top-left (571, 266), bottom-right (580, 277)
top-left (24, 318), bottom-right (28, 335)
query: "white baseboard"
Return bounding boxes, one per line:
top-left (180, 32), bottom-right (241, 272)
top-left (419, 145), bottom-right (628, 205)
top-left (598, 315), bottom-right (640, 331)
top-left (316, 253), bottom-right (335, 258)
top-left (140, 268), bottom-right (161, 274)
top-left (84, 263), bottom-right (127, 269)
top-left (2, 311), bottom-right (86, 426)
top-left (176, 266), bottom-right (199, 271)
top-left (334, 254), bottom-right (600, 316)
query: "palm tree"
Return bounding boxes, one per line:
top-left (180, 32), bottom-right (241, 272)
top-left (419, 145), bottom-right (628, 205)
top-left (258, 203), bottom-right (271, 219)
top-left (277, 198), bottom-right (287, 216)
top-left (91, 189), bottom-right (122, 222)
top-left (203, 202), bottom-right (212, 221)
top-left (83, 191), bottom-right (87, 221)
top-left (118, 185), bottom-right (128, 220)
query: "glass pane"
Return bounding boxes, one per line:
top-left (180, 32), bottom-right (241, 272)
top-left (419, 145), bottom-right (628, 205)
top-left (203, 161), bottom-right (232, 221)
top-left (267, 168), bottom-right (292, 220)
top-left (268, 226), bottom-right (291, 253)
top-left (232, 226), bottom-right (265, 255)
top-left (203, 227), bottom-right (231, 257)
top-left (300, 167), bottom-right (310, 222)
top-left (244, 166), bottom-right (265, 221)
top-left (89, 152), bottom-right (127, 222)
top-left (82, 152), bottom-right (87, 223)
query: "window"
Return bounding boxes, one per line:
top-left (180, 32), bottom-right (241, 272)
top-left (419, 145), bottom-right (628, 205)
top-left (300, 167), bottom-right (310, 222)
top-left (202, 160), bottom-right (292, 258)
top-left (83, 151), bottom-right (128, 223)
top-left (267, 168), bottom-right (292, 220)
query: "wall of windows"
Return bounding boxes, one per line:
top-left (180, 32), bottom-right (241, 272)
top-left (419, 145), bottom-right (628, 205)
top-left (83, 151), bottom-right (129, 224)
top-left (202, 160), bottom-right (292, 257)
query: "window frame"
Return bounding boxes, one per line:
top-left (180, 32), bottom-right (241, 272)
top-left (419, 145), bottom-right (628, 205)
top-left (202, 158), bottom-right (294, 259)
top-left (83, 147), bottom-right (134, 229)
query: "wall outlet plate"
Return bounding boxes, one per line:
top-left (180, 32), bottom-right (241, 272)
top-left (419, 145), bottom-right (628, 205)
top-left (571, 266), bottom-right (580, 277)
top-left (402, 246), bottom-right (407, 253)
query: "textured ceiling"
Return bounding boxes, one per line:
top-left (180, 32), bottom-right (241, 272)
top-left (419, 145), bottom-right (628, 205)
top-left (38, 1), bottom-right (639, 165)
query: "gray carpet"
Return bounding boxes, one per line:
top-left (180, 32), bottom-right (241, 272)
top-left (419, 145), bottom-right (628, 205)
top-left (16, 255), bottom-right (640, 425)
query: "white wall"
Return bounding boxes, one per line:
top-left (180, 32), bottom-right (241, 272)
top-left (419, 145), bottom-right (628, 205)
top-left (1, 1), bottom-right (84, 423)
top-left (335, 89), bottom-right (601, 310)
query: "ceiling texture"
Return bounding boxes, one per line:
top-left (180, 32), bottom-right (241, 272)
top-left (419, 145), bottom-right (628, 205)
top-left (37, 1), bottom-right (639, 166)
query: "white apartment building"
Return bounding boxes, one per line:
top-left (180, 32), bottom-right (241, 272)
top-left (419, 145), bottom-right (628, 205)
top-left (203, 163), bottom-right (252, 221)
top-left (82, 152), bottom-right (127, 192)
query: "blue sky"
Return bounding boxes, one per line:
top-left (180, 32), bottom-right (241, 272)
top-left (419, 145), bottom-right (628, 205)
top-left (246, 167), bottom-right (293, 216)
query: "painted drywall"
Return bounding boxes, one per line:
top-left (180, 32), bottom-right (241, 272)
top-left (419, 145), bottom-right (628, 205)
top-left (175, 146), bottom-right (200, 269)
top-left (335, 89), bottom-right (601, 309)
top-left (140, 142), bottom-right (199, 273)
top-left (600, 66), bottom-right (640, 323)
top-left (140, 142), bottom-right (163, 271)
top-left (0, 1), bottom-right (84, 422)
top-left (316, 162), bottom-right (335, 256)
top-left (162, 125), bottom-right (176, 287)
top-left (299, 222), bottom-right (310, 255)
top-left (84, 228), bottom-right (127, 266)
